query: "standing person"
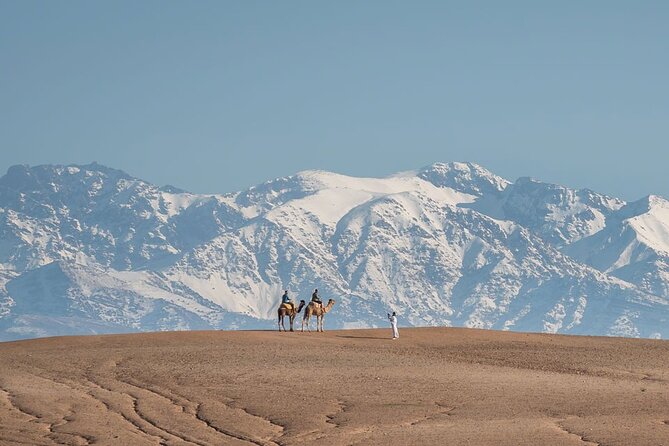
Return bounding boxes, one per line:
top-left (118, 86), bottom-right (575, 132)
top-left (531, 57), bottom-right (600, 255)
top-left (387, 311), bottom-right (399, 339)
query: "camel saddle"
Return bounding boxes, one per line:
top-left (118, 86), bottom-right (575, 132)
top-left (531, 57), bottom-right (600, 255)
top-left (280, 302), bottom-right (295, 311)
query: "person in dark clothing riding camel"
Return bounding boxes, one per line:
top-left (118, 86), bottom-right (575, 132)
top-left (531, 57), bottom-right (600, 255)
top-left (311, 288), bottom-right (323, 310)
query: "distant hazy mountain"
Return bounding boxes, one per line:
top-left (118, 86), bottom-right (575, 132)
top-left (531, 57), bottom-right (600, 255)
top-left (0, 162), bottom-right (667, 340)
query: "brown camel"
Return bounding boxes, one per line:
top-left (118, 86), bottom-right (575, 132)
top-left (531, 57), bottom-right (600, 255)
top-left (302, 299), bottom-right (335, 332)
top-left (278, 300), bottom-right (306, 332)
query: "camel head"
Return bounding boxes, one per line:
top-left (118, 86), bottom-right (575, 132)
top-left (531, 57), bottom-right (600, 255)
top-left (324, 299), bottom-right (335, 312)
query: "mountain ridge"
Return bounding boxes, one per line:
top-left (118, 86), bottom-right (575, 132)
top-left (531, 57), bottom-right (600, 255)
top-left (0, 161), bottom-right (668, 340)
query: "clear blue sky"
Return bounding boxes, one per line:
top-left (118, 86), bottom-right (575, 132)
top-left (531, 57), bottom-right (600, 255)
top-left (2, 1), bottom-right (668, 200)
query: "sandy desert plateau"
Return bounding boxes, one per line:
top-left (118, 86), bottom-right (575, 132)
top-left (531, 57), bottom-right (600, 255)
top-left (1, 327), bottom-right (668, 445)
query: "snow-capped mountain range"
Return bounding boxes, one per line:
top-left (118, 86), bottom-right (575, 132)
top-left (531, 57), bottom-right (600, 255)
top-left (1, 162), bottom-right (668, 340)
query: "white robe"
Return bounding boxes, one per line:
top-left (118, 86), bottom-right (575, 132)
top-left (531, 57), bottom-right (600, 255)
top-left (388, 314), bottom-right (399, 339)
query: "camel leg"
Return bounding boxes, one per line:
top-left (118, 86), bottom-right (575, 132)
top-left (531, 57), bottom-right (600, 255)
top-left (289, 315), bottom-right (294, 332)
top-left (278, 314), bottom-right (284, 332)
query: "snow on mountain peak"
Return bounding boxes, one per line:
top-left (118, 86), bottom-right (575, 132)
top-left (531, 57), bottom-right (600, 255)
top-left (482, 176), bottom-right (626, 246)
top-left (622, 195), bottom-right (669, 255)
top-left (642, 194), bottom-right (669, 211)
top-left (417, 161), bottom-right (510, 196)
top-left (563, 192), bottom-right (669, 300)
top-left (259, 170), bottom-right (477, 227)
top-left (233, 168), bottom-right (481, 226)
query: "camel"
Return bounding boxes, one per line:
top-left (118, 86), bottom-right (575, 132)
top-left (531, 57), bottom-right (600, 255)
top-left (302, 299), bottom-right (335, 332)
top-left (278, 300), bottom-right (306, 332)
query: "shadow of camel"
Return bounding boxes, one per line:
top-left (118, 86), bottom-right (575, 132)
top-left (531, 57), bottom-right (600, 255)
top-left (336, 335), bottom-right (389, 340)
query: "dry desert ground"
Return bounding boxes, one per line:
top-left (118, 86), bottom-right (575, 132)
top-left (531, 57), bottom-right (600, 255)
top-left (1, 327), bottom-right (668, 445)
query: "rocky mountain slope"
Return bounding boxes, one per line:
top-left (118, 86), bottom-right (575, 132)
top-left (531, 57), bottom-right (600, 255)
top-left (0, 162), bottom-right (667, 340)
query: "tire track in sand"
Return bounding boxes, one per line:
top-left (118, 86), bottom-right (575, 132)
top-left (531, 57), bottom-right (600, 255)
top-left (89, 358), bottom-right (281, 445)
top-left (0, 380), bottom-right (93, 446)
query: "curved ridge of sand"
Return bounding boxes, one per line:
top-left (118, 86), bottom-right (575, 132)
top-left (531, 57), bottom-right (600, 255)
top-left (1, 327), bottom-right (668, 445)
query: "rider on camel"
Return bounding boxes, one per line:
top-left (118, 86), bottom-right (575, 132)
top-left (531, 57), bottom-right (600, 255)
top-left (311, 288), bottom-right (323, 310)
top-left (281, 290), bottom-right (294, 311)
